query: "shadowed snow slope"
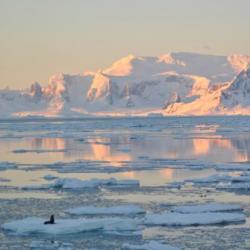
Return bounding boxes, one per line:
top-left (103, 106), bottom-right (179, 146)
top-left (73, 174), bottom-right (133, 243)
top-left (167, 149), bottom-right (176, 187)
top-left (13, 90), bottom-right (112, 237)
top-left (1, 52), bottom-right (250, 117)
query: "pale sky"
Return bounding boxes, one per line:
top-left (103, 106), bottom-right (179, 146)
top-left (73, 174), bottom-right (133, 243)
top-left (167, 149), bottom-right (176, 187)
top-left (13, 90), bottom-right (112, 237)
top-left (1, 0), bottom-right (250, 88)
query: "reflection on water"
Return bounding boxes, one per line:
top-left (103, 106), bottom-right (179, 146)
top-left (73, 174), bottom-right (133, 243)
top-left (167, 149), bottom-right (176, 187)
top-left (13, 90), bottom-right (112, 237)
top-left (1, 128), bottom-right (250, 165)
top-left (85, 138), bottom-right (132, 166)
top-left (1, 118), bottom-right (250, 189)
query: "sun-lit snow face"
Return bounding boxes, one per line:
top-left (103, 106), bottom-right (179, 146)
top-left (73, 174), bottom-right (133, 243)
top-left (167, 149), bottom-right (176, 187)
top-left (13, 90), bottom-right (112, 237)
top-left (103, 55), bottom-right (136, 76)
top-left (2, 52), bottom-right (250, 118)
top-left (228, 55), bottom-right (250, 73)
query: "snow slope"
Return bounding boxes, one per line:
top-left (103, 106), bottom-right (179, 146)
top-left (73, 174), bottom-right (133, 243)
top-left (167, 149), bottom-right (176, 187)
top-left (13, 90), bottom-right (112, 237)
top-left (1, 52), bottom-right (250, 117)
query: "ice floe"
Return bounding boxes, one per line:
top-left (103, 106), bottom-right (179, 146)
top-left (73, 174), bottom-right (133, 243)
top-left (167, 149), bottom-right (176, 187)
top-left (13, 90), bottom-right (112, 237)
top-left (144, 212), bottom-right (246, 226)
top-left (0, 162), bottom-right (17, 171)
top-left (12, 149), bottom-right (67, 154)
top-left (123, 241), bottom-right (179, 250)
top-left (66, 205), bottom-right (145, 215)
top-left (23, 177), bottom-right (140, 190)
top-left (2, 217), bottom-right (140, 235)
top-left (43, 174), bottom-right (58, 180)
top-left (216, 163), bottom-right (250, 171)
top-left (172, 203), bottom-right (243, 213)
top-left (217, 182), bottom-right (250, 191)
top-left (30, 240), bottom-right (73, 250)
top-left (188, 174), bottom-right (232, 184)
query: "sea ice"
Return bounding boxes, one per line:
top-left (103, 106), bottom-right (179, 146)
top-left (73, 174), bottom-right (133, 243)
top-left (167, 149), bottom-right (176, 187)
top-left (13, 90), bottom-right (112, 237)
top-left (216, 163), bottom-right (250, 171)
top-left (0, 162), bottom-right (17, 171)
top-left (12, 149), bottom-right (66, 154)
top-left (123, 241), bottom-right (179, 250)
top-left (173, 203), bottom-right (243, 213)
top-left (23, 177), bottom-right (140, 190)
top-left (144, 212), bottom-right (245, 226)
top-left (217, 182), bottom-right (250, 190)
top-left (43, 174), bottom-right (58, 180)
top-left (2, 217), bottom-right (140, 235)
top-left (188, 174), bottom-right (232, 184)
top-left (66, 205), bottom-right (145, 215)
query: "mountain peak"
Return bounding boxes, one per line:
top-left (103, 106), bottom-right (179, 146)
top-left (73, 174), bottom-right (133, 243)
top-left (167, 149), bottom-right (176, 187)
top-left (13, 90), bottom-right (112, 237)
top-left (2, 52), bottom-right (250, 117)
top-left (103, 54), bottom-right (138, 76)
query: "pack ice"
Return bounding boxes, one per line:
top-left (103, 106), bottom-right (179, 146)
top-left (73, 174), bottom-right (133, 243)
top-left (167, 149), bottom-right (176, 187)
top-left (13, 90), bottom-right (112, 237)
top-left (145, 202), bottom-right (245, 226)
top-left (145, 212), bottom-right (245, 226)
top-left (23, 177), bottom-right (140, 190)
top-left (122, 240), bottom-right (180, 250)
top-left (172, 203), bottom-right (243, 213)
top-left (2, 217), bottom-right (140, 235)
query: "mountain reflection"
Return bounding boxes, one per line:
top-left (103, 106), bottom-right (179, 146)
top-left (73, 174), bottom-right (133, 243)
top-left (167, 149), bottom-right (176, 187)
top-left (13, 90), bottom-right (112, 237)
top-left (4, 128), bottom-right (250, 165)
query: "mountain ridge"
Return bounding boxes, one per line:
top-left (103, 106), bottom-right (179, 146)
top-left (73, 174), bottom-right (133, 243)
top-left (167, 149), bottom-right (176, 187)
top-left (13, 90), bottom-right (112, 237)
top-left (1, 52), bottom-right (250, 118)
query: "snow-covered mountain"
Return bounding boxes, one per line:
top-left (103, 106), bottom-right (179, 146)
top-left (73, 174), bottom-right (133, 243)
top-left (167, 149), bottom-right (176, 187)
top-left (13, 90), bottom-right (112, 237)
top-left (1, 52), bottom-right (250, 118)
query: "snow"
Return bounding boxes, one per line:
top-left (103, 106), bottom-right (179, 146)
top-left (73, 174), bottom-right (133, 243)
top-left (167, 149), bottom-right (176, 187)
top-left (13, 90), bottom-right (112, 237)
top-left (2, 217), bottom-right (140, 235)
top-left (144, 212), bottom-right (246, 226)
top-left (1, 52), bottom-right (250, 117)
top-left (173, 203), bottom-right (243, 213)
top-left (122, 241), bottom-right (179, 250)
top-left (66, 205), bottom-right (145, 215)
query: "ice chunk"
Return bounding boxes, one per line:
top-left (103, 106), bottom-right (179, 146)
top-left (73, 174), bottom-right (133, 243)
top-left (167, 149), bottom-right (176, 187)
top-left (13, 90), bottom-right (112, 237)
top-left (2, 217), bottom-right (140, 235)
top-left (22, 177), bottom-right (140, 190)
top-left (217, 182), bottom-right (250, 190)
top-left (165, 182), bottom-right (183, 189)
top-left (67, 205), bottom-right (145, 215)
top-left (43, 174), bottom-right (58, 180)
top-left (231, 175), bottom-right (250, 183)
top-left (123, 241), bottom-right (179, 250)
top-left (216, 163), bottom-right (250, 171)
top-left (12, 149), bottom-right (67, 154)
top-left (0, 162), bottom-right (17, 171)
top-left (30, 240), bottom-right (72, 250)
top-left (145, 212), bottom-right (245, 226)
top-left (50, 178), bottom-right (140, 189)
top-left (173, 203), bottom-right (243, 213)
top-left (189, 174), bottom-right (232, 184)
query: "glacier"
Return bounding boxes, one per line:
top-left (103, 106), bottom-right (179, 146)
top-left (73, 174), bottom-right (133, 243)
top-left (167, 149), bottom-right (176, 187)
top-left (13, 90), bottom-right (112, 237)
top-left (1, 52), bottom-right (250, 117)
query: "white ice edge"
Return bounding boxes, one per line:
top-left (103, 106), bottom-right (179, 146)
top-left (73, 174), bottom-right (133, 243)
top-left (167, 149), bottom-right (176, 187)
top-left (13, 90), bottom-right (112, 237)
top-left (144, 212), bottom-right (246, 226)
top-left (22, 177), bottom-right (140, 190)
top-left (173, 203), bottom-right (243, 213)
top-left (2, 217), bottom-right (141, 235)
